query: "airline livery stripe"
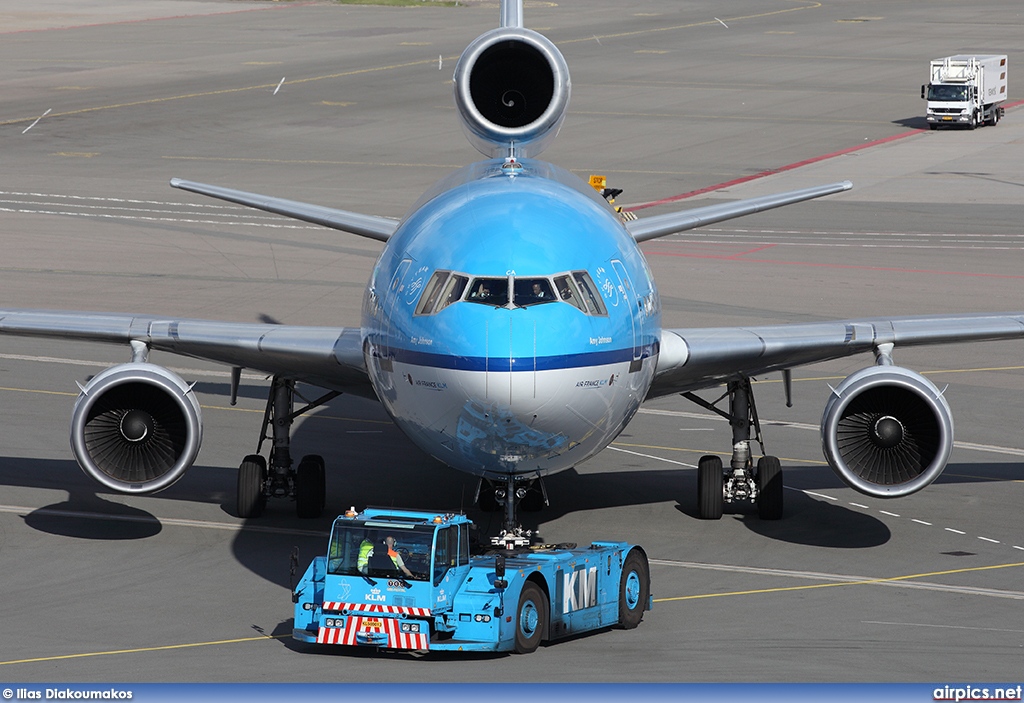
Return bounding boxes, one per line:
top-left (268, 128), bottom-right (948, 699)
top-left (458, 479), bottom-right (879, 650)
top-left (379, 343), bottom-right (659, 372)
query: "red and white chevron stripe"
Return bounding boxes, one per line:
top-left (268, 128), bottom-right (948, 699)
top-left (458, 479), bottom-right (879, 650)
top-left (321, 601), bottom-right (431, 617)
top-left (317, 617), bottom-right (429, 650)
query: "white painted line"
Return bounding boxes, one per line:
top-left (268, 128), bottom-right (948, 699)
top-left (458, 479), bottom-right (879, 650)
top-left (864, 620), bottom-right (1024, 634)
top-left (0, 352), bottom-right (265, 380)
top-left (945, 528), bottom-right (966, 535)
top-left (273, 77), bottom-right (285, 95)
top-left (912, 519), bottom-right (932, 526)
top-left (1014, 546), bottom-right (1024, 551)
top-left (801, 491), bottom-right (838, 501)
top-left (607, 445), bottom-right (696, 468)
top-left (22, 108), bottom-right (51, 134)
top-left (713, 17), bottom-right (729, 28)
top-left (880, 511), bottom-right (901, 517)
top-left (979, 536), bottom-right (1000, 544)
top-left (850, 502), bottom-right (869, 509)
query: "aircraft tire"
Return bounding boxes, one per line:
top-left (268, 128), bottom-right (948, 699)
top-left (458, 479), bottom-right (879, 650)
top-left (757, 455), bottom-right (784, 520)
top-left (296, 454), bottom-right (326, 519)
top-left (513, 582), bottom-right (548, 654)
top-left (237, 454), bottom-right (267, 519)
top-left (697, 455), bottom-right (724, 520)
top-left (617, 548), bottom-right (650, 629)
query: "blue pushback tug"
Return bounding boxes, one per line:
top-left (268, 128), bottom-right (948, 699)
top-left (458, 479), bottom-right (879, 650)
top-left (292, 507), bottom-right (651, 653)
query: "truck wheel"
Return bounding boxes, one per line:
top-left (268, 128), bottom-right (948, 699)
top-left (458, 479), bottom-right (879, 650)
top-left (237, 454), bottom-right (266, 519)
top-left (618, 549), bottom-right (650, 629)
top-left (513, 582), bottom-right (548, 654)
top-left (697, 455), bottom-right (724, 520)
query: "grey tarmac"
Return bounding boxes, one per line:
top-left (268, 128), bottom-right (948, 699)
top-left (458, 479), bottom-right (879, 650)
top-left (1, 0), bottom-right (1024, 683)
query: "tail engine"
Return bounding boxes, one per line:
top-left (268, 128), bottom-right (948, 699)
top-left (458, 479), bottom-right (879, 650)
top-left (821, 365), bottom-right (953, 498)
top-left (453, 27), bottom-right (570, 158)
top-left (71, 363), bottom-right (203, 494)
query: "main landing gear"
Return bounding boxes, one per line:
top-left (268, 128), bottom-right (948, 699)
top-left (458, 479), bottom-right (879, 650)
top-left (236, 376), bottom-right (340, 519)
top-left (684, 377), bottom-right (784, 521)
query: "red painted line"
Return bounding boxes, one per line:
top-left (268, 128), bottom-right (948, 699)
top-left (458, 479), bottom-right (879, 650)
top-left (728, 243), bottom-right (778, 259)
top-left (0, 3), bottom-right (313, 35)
top-left (626, 99), bottom-right (1024, 213)
top-left (626, 130), bottom-right (926, 212)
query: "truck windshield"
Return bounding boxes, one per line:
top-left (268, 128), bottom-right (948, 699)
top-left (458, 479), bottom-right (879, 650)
top-left (327, 523), bottom-right (435, 581)
top-left (928, 84), bottom-right (968, 101)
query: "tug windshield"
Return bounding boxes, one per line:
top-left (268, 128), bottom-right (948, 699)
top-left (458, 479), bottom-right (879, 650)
top-left (327, 522), bottom-right (435, 581)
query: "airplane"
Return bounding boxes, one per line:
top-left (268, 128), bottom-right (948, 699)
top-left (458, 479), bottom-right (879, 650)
top-left (3, 0), bottom-right (1023, 541)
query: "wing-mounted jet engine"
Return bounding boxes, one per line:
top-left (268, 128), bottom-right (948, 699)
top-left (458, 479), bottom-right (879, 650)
top-left (453, 26), bottom-right (570, 158)
top-left (70, 362), bottom-right (203, 494)
top-left (821, 364), bottom-right (953, 498)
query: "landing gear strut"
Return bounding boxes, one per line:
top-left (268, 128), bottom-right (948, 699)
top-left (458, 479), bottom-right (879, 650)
top-left (236, 376), bottom-right (339, 519)
top-left (475, 473), bottom-right (549, 548)
top-left (685, 377), bottom-right (784, 520)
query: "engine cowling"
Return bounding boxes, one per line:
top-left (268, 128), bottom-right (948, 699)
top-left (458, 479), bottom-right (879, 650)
top-left (821, 365), bottom-right (953, 498)
top-left (70, 363), bottom-right (203, 494)
top-left (453, 27), bottom-right (570, 159)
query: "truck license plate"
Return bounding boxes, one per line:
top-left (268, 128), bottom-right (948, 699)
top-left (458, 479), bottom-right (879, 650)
top-left (362, 619), bottom-right (383, 629)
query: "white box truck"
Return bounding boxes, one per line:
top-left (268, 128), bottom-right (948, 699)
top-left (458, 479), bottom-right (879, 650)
top-left (922, 55), bottom-right (1007, 130)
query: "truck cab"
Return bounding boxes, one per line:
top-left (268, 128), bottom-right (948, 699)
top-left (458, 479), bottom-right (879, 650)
top-left (922, 55), bottom-right (1007, 129)
top-left (292, 507), bottom-right (651, 653)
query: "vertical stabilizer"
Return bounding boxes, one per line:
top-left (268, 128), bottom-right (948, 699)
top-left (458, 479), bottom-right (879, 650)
top-left (500, 0), bottom-right (524, 28)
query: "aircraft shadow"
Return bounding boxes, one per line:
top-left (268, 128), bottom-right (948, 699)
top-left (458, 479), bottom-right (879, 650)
top-left (1, 383), bottom-right (1018, 582)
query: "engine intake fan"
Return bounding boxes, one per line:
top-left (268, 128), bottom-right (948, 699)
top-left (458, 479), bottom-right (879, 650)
top-left (821, 365), bottom-right (953, 497)
top-left (71, 363), bottom-right (203, 494)
top-left (454, 27), bottom-right (570, 158)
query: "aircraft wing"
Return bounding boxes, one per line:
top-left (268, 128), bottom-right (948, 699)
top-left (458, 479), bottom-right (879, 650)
top-left (649, 313), bottom-right (1024, 398)
top-left (0, 309), bottom-right (375, 397)
top-left (626, 181), bottom-right (852, 243)
top-left (170, 178), bottom-right (399, 243)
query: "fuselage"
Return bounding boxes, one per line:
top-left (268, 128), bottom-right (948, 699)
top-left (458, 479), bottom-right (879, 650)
top-left (362, 158), bottom-right (661, 480)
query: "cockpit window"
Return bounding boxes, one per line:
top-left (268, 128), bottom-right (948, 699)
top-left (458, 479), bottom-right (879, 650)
top-left (553, 274), bottom-right (584, 312)
top-left (413, 270), bottom-right (607, 316)
top-left (466, 278), bottom-right (510, 307)
top-left (572, 271), bottom-right (607, 316)
top-left (437, 274), bottom-right (468, 313)
top-left (513, 278), bottom-right (555, 307)
top-left (415, 271), bottom-right (470, 316)
top-left (414, 270), bottom-right (448, 316)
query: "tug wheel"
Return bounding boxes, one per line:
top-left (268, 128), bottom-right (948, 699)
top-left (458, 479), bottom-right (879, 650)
top-left (513, 582), bottom-right (548, 654)
top-left (618, 549), bottom-right (650, 629)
